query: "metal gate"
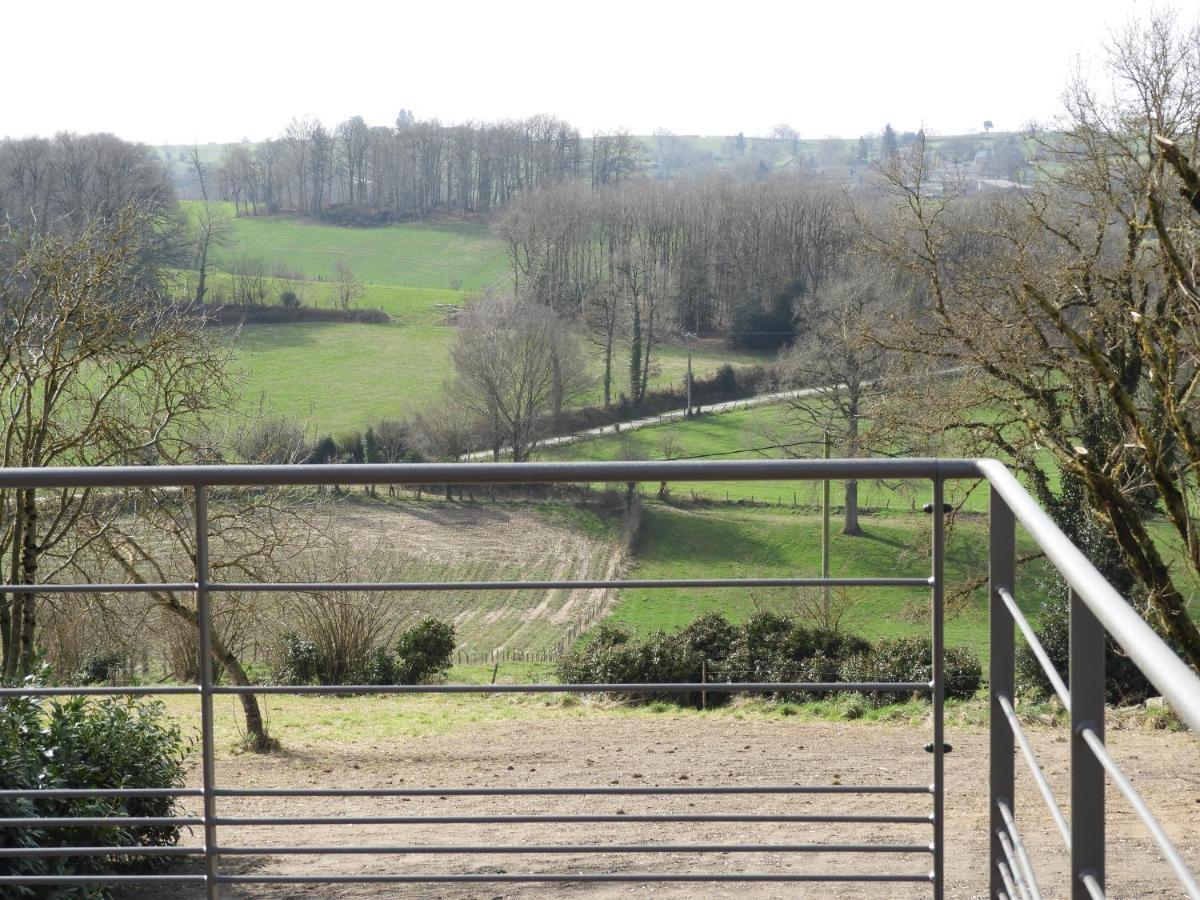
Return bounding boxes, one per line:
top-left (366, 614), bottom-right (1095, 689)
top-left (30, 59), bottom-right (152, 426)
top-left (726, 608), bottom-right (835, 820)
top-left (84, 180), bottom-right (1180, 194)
top-left (0, 458), bottom-right (1197, 897)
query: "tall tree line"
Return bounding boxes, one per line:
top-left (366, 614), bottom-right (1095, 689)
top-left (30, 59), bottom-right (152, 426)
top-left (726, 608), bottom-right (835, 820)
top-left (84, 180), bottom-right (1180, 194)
top-left (0, 132), bottom-right (181, 269)
top-left (498, 176), bottom-right (847, 406)
top-left (214, 114), bottom-right (645, 219)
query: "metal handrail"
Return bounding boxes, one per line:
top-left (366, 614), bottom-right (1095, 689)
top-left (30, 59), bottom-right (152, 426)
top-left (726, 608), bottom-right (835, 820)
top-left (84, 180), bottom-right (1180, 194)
top-left (0, 457), bottom-right (1195, 899)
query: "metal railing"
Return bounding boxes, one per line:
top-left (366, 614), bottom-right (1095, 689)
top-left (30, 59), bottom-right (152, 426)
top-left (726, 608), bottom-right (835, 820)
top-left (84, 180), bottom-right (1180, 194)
top-left (0, 458), bottom-right (1196, 898)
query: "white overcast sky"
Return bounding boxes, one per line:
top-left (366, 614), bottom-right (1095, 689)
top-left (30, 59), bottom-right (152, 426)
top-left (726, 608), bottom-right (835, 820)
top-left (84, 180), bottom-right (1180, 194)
top-left (4, 0), bottom-right (1187, 144)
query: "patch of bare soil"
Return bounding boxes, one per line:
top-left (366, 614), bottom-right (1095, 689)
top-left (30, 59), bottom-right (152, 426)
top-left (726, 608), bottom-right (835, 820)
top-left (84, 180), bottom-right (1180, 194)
top-left (120, 714), bottom-right (1200, 899)
top-left (315, 503), bottom-right (623, 652)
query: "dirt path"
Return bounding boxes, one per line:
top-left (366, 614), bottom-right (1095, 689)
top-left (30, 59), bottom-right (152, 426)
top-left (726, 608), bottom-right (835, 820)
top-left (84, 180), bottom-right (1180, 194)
top-left (122, 713), bottom-right (1199, 898)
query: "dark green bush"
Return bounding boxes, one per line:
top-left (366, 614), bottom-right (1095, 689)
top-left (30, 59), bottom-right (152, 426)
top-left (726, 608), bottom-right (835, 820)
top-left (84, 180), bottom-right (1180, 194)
top-left (839, 636), bottom-right (981, 705)
top-left (278, 288), bottom-right (300, 308)
top-left (75, 650), bottom-right (125, 685)
top-left (1015, 591), bottom-right (1155, 704)
top-left (676, 613), bottom-right (738, 663)
top-left (274, 633), bottom-right (323, 685)
top-left (557, 613), bottom-right (973, 710)
top-left (393, 618), bottom-right (455, 684)
top-left (360, 646), bottom-right (398, 686)
top-left (0, 694), bottom-right (188, 896)
top-left (718, 611), bottom-right (794, 683)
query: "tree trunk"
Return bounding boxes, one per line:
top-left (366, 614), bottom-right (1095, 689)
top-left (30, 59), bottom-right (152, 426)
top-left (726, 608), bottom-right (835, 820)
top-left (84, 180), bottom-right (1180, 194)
top-left (842, 480), bottom-right (862, 536)
top-left (842, 398), bottom-right (863, 536)
top-left (208, 628), bottom-right (273, 751)
top-left (17, 489), bottom-right (38, 676)
top-left (602, 325), bottom-right (613, 408)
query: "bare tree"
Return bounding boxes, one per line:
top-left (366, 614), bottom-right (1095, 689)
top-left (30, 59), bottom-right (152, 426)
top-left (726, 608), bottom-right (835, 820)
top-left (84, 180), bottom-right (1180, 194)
top-left (0, 207), bottom-right (231, 679)
top-left (334, 259), bottom-right (364, 310)
top-left (864, 13), bottom-right (1200, 670)
top-left (779, 265), bottom-right (891, 535)
top-left (190, 147), bottom-right (231, 305)
top-left (450, 293), bottom-right (591, 461)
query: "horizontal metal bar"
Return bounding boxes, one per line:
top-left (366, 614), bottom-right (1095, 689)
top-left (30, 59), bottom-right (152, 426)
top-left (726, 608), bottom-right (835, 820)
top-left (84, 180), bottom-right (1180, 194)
top-left (214, 842), bottom-right (934, 856)
top-left (1079, 726), bottom-right (1200, 898)
top-left (211, 681), bottom-right (933, 696)
top-left (999, 587), bottom-right (1070, 709)
top-left (0, 876), bottom-right (207, 885)
top-left (980, 460), bottom-right (1200, 732)
top-left (210, 576), bottom-right (932, 593)
top-left (2, 575), bottom-right (930, 599)
top-left (0, 845), bottom-right (203, 858)
top-left (0, 816), bottom-right (203, 827)
top-left (216, 785), bottom-right (933, 798)
top-left (0, 582), bottom-right (195, 595)
top-left (0, 788), bottom-right (203, 799)
top-left (218, 873), bottom-right (936, 885)
top-left (997, 800), bottom-right (1042, 900)
top-left (216, 813), bottom-right (935, 827)
top-left (996, 695), bottom-right (1071, 847)
top-left (0, 685), bottom-right (199, 697)
top-left (0, 458), bottom-right (976, 490)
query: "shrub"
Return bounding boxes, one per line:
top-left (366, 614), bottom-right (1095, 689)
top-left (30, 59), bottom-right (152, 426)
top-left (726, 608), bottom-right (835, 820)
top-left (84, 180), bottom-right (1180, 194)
top-left (1015, 591), bottom-right (1155, 704)
top-left (0, 694), bottom-right (188, 894)
top-left (839, 637), bottom-right (981, 705)
top-left (278, 288), bottom-right (300, 308)
top-left (360, 646), bottom-right (398, 686)
top-left (75, 649), bottom-right (125, 685)
top-left (676, 613), bottom-right (738, 663)
top-left (393, 618), bottom-right (455, 684)
top-left (274, 633), bottom-right (324, 685)
top-left (237, 416), bottom-right (309, 464)
top-left (559, 613), bottom-right (981, 709)
top-left (718, 611), bottom-right (794, 683)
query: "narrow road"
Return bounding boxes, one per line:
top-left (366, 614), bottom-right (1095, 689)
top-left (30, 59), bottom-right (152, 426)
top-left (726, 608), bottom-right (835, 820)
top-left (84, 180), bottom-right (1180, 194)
top-left (463, 386), bottom-right (818, 461)
top-left (462, 367), bottom-right (966, 461)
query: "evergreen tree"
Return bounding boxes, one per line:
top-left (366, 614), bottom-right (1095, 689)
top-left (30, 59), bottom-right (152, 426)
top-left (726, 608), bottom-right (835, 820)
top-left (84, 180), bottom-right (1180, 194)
top-left (881, 123), bottom-right (899, 159)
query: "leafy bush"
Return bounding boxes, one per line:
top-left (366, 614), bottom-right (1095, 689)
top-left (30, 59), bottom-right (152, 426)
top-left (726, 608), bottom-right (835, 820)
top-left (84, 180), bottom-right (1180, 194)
top-left (839, 637), bottom-right (981, 705)
top-left (274, 633), bottom-right (323, 685)
top-left (361, 646), bottom-right (398, 686)
top-left (273, 618), bottom-right (455, 687)
top-left (0, 694), bottom-right (188, 895)
top-left (1015, 591), bottom-right (1155, 704)
top-left (558, 614), bottom-right (981, 709)
top-left (75, 650), bottom-right (125, 685)
top-left (675, 613), bottom-right (738, 663)
top-left (278, 288), bottom-right (300, 308)
top-left (393, 618), bottom-right (456, 684)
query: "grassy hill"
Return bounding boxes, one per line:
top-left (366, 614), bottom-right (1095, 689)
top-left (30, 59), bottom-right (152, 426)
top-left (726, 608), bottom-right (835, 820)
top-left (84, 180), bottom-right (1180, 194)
top-left (186, 203), bottom-right (770, 433)
top-left (538, 397), bottom-right (1200, 659)
top-left (613, 504), bottom-right (1045, 663)
top-left (205, 208), bottom-right (510, 291)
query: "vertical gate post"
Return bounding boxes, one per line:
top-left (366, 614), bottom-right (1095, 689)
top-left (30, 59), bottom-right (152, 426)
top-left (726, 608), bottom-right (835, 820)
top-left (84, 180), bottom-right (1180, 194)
top-left (989, 490), bottom-right (1015, 897)
top-left (931, 478), bottom-right (945, 899)
top-left (195, 487), bottom-right (220, 899)
top-left (1070, 588), bottom-right (1104, 898)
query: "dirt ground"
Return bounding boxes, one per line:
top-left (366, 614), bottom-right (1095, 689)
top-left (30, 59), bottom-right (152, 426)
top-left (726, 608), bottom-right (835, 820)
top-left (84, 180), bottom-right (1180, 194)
top-left (120, 713), bottom-right (1200, 899)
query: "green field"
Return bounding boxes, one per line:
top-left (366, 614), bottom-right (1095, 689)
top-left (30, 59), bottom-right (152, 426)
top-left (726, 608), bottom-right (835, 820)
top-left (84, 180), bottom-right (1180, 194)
top-left (537, 398), bottom-right (1199, 659)
top-left (612, 504), bottom-right (1044, 663)
top-left (230, 323), bottom-right (454, 431)
top-left (187, 204), bottom-right (771, 433)
top-left (188, 202), bottom-right (510, 291)
top-left (538, 402), bottom-right (959, 511)
top-left (227, 324), bottom-right (770, 433)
